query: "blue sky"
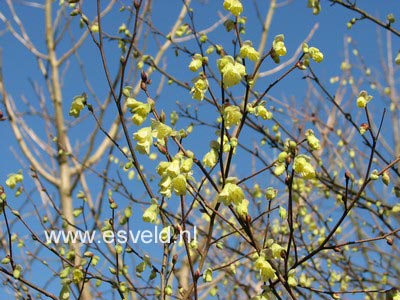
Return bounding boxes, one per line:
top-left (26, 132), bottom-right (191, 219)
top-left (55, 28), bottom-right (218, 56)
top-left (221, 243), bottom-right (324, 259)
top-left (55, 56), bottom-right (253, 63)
top-left (0, 0), bottom-right (399, 298)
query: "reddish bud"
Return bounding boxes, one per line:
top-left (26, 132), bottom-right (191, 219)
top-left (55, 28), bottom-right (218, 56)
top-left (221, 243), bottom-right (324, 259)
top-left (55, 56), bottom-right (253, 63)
top-left (194, 268), bottom-right (201, 280)
top-left (140, 81), bottom-right (147, 92)
top-left (172, 254), bottom-right (178, 264)
top-left (360, 123), bottom-right (370, 132)
top-left (141, 70), bottom-right (148, 83)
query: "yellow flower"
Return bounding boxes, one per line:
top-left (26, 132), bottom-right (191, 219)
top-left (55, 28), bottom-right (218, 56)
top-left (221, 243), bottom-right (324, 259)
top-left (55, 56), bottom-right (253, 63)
top-left (223, 105), bottom-right (242, 128)
top-left (217, 56), bottom-right (246, 87)
top-left (356, 90), bottom-right (373, 108)
top-left (293, 155), bottom-right (316, 179)
top-left (270, 243), bottom-right (285, 259)
top-left (171, 174), bottom-right (187, 196)
top-left (240, 41), bottom-right (260, 61)
top-left (274, 162), bottom-right (286, 176)
top-left (203, 268), bottom-right (213, 282)
top-left (307, 0), bottom-right (321, 15)
top-left (218, 182), bottom-right (245, 205)
top-left (265, 187), bottom-right (278, 200)
top-left (166, 159), bottom-right (180, 177)
top-left (69, 93), bottom-right (87, 118)
top-left (133, 127), bottom-right (153, 155)
top-left (272, 34), bottom-right (287, 57)
top-left (222, 62), bottom-right (246, 87)
top-left (223, 0), bottom-right (243, 16)
top-left (142, 202), bottom-right (159, 223)
top-left (159, 175), bottom-right (172, 198)
top-left (235, 199), bottom-right (249, 217)
top-left (156, 161), bottom-right (170, 175)
top-left (127, 98), bottom-right (151, 125)
top-left (217, 55), bottom-right (234, 72)
top-left (151, 120), bottom-right (172, 140)
top-left (190, 76), bottom-right (209, 101)
top-left (72, 268), bottom-right (84, 284)
top-left (180, 158), bottom-right (193, 173)
top-left (5, 173), bottom-right (23, 189)
top-left (189, 54), bottom-right (203, 72)
top-left (308, 47), bottom-right (323, 63)
top-left (202, 149), bottom-right (218, 168)
top-left (395, 51), bottom-right (400, 65)
top-left (255, 105), bottom-right (273, 120)
top-left (254, 256), bottom-right (276, 281)
top-left (305, 129), bottom-right (321, 150)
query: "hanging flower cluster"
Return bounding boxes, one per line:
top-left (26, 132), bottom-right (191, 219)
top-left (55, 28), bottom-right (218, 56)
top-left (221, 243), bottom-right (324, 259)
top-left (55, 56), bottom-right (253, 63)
top-left (202, 131), bottom-right (237, 168)
top-left (142, 198), bottom-right (159, 223)
top-left (274, 151), bottom-right (288, 176)
top-left (218, 178), bottom-right (245, 206)
top-left (133, 127), bottom-right (153, 155)
top-left (293, 154), bottom-right (316, 179)
top-left (188, 54), bottom-right (208, 72)
top-left (223, 105), bottom-right (242, 128)
top-left (156, 153), bottom-right (194, 198)
top-left (202, 148), bottom-right (218, 168)
top-left (356, 90), bottom-right (373, 108)
top-left (190, 75), bottom-right (209, 101)
top-left (5, 172), bottom-right (23, 189)
top-left (126, 97), bottom-right (152, 125)
top-left (302, 43), bottom-right (324, 67)
top-left (254, 255), bottom-right (276, 281)
top-left (223, 0), bottom-right (243, 16)
top-left (271, 34), bottom-right (287, 63)
top-left (133, 120), bottom-right (174, 155)
top-left (307, 0), bottom-right (321, 15)
top-left (305, 129), bottom-right (321, 150)
top-left (240, 41), bottom-right (260, 61)
top-left (217, 55), bottom-right (246, 87)
top-left (248, 102), bottom-right (273, 120)
top-left (69, 93), bottom-right (87, 118)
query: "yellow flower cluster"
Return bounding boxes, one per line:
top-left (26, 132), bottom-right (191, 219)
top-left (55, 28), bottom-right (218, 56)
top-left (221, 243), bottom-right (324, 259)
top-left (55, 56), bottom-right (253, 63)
top-left (305, 129), bottom-right (321, 150)
top-left (202, 131), bottom-right (237, 168)
top-left (274, 151), bottom-right (288, 176)
top-left (247, 103), bottom-right (273, 120)
top-left (293, 155), bottom-right (316, 179)
top-left (217, 56), bottom-right (246, 87)
top-left (240, 41), bottom-right (260, 62)
top-left (127, 97), bottom-right (152, 125)
top-left (356, 90), bottom-right (373, 108)
top-left (156, 153), bottom-right (193, 197)
top-left (223, 0), bottom-right (243, 16)
top-left (218, 180), bottom-right (244, 206)
top-left (133, 127), bottom-right (153, 155)
top-left (69, 93), bottom-right (87, 118)
top-left (188, 54), bottom-right (207, 72)
top-left (272, 34), bottom-right (287, 63)
top-left (254, 255), bottom-right (276, 281)
top-left (255, 105), bottom-right (273, 120)
top-left (190, 75), bottom-right (209, 101)
top-left (142, 199), bottom-right (159, 223)
top-left (303, 43), bottom-right (324, 66)
top-left (133, 120), bottom-right (173, 155)
top-left (202, 148), bottom-right (218, 168)
top-left (223, 105), bottom-right (242, 128)
top-left (307, 0), bottom-right (321, 15)
top-left (6, 172), bottom-right (23, 189)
